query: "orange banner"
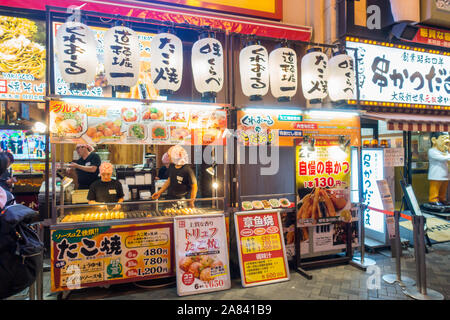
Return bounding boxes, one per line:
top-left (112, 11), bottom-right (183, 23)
top-left (237, 110), bottom-right (361, 147)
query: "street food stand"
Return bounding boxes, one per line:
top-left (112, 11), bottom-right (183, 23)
top-left (234, 108), bottom-right (362, 276)
top-left (48, 98), bottom-right (230, 293)
top-left (45, 6), bottom-right (231, 295)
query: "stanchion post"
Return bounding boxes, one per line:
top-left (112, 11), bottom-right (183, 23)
top-left (382, 211), bottom-right (414, 286)
top-left (402, 215), bottom-right (444, 300)
top-left (413, 216), bottom-right (422, 292)
top-left (418, 216), bottom-right (427, 295)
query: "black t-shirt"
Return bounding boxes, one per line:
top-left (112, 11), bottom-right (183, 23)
top-left (87, 179), bottom-right (124, 204)
top-left (75, 152), bottom-right (101, 189)
top-left (158, 166), bottom-right (169, 180)
top-left (167, 164), bottom-right (197, 198)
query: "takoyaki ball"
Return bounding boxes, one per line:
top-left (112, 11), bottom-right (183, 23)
top-left (199, 267), bottom-right (212, 282)
top-left (179, 257), bottom-right (194, 272)
top-left (211, 260), bottom-right (224, 269)
top-left (200, 256), bottom-right (214, 268)
top-left (188, 262), bottom-right (203, 278)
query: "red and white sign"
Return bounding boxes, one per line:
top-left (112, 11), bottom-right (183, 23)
top-left (234, 210), bottom-right (290, 287)
top-left (174, 214), bottom-right (231, 296)
top-left (411, 26), bottom-right (450, 49)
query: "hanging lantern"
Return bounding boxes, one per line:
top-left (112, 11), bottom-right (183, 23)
top-left (328, 51), bottom-right (355, 102)
top-left (150, 32), bottom-right (183, 96)
top-left (269, 45), bottom-right (298, 102)
top-left (55, 21), bottom-right (98, 91)
top-left (239, 43), bottom-right (269, 101)
top-left (191, 35), bottom-right (224, 102)
top-left (104, 25), bottom-right (140, 93)
top-left (301, 47), bottom-right (329, 103)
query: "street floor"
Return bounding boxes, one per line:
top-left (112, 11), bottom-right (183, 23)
top-left (8, 242), bottom-right (449, 301)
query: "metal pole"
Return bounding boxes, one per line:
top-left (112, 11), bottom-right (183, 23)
top-left (418, 217), bottom-right (427, 295)
top-left (402, 215), bottom-right (444, 300)
top-left (382, 211), bottom-right (414, 286)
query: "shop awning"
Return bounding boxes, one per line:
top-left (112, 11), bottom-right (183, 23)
top-left (1, 0), bottom-right (312, 41)
top-left (362, 112), bottom-right (450, 132)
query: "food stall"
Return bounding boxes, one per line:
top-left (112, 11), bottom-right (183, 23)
top-left (45, 7), bottom-right (231, 295)
top-left (234, 108), bottom-right (362, 273)
top-left (48, 99), bottom-right (230, 293)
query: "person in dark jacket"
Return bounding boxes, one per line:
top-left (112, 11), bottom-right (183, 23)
top-left (0, 152), bottom-right (16, 192)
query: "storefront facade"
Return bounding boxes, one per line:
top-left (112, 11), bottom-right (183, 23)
top-left (0, 0), bottom-right (389, 297)
top-left (337, 0), bottom-right (450, 248)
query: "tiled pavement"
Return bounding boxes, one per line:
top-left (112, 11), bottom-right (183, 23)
top-left (11, 242), bottom-right (447, 301)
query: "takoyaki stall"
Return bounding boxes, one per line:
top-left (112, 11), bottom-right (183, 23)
top-left (45, 6), bottom-right (231, 294)
top-left (48, 98), bottom-right (230, 293)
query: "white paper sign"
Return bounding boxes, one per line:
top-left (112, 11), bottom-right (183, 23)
top-left (384, 148), bottom-right (405, 167)
top-left (377, 180), bottom-right (395, 239)
top-left (174, 214), bottom-right (231, 296)
top-left (347, 41), bottom-right (450, 106)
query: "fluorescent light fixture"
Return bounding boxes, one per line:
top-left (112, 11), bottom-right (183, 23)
top-left (241, 107), bottom-right (302, 114)
top-left (305, 110), bottom-right (359, 118)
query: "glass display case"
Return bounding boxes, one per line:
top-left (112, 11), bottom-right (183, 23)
top-left (55, 197), bottom-right (226, 225)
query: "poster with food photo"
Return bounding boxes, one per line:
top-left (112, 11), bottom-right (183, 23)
top-left (0, 15), bottom-right (46, 101)
top-left (296, 137), bottom-right (352, 227)
top-left (84, 107), bottom-right (125, 144)
top-left (169, 124), bottom-right (191, 144)
top-left (174, 214), bottom-right (231, 296)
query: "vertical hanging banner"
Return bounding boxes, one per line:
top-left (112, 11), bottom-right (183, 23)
top-left (191, 37), bottom-right (224, 97)
top-left (174, 214), bottom-right (231, 296)
top-left (239, 44), bottom-right (270, 100)
top-left (104, 25), bottom-right (140, 92)
top-left (269, 46), bottom-right (298, 101)
top-left (55, 21), bottom-right (98, 91)
top-left (235, 210), bottom-right (290, 287)
top-left (150, 32), bottom-right (183, 95)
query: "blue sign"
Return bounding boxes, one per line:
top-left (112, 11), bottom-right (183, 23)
top-left (278, 130), bottom-right (303, 137)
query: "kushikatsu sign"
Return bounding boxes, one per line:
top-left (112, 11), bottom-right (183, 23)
top-left (346, 40), bottom-right (450, 108)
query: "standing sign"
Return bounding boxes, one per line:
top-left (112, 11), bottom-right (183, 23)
top-left (377, 179), bottom-right (395, 240)
top-left (235, 210), bottom-right (290, 287)
top-left (51, 222), bottom-right (173, 292)
top-left (362, 149), bottom-right (385, 234)
top-left (295, 138), bottom-right (359, 255)
top-left (174, 214), bottom-right (231, 296)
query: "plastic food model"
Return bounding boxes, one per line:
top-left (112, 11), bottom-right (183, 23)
top-left (242, 201), bottom-right (253, 211)
top-left (252, 201), bottom-right (264, 210)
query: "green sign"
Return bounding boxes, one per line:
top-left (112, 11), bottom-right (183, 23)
top-left (52, 226), bottom-right (111, 244)
top-left (278, 115), bottom-right (302, 122)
